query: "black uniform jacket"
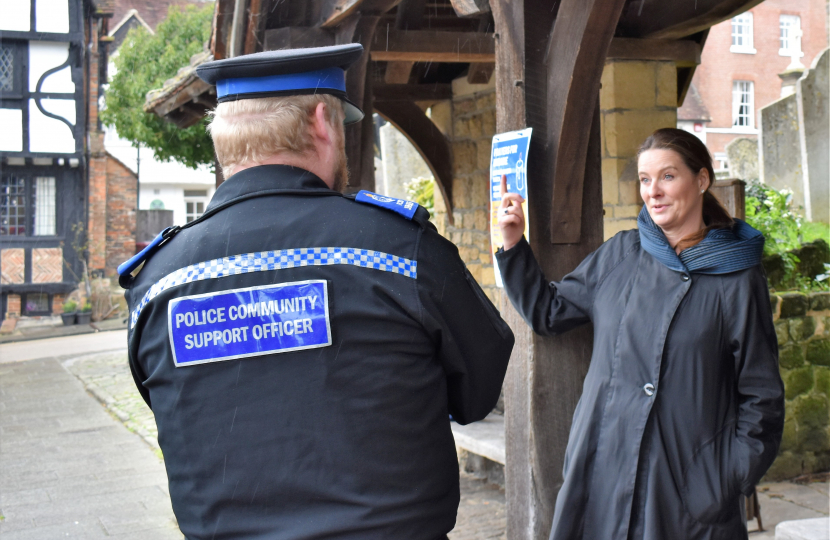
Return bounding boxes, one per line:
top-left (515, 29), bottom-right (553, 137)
top-left (124, 165), bottom-right (514, 540)
top-left (496, 233), bottom-right (783, 540)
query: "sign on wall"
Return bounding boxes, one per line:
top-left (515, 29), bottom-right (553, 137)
top-left (489, 128), bottom-right (532, 287)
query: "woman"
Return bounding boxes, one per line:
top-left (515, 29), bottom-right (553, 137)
top-left (496, 128), bottom-right (784, 540)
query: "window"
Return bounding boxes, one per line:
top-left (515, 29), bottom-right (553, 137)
top-left (731, 13), bottom-right (755, 53)
top-left (0, 41), bottom-right (23, 96)
top-left (780, 15), bottom-right (803, 57)
top-left (184, 190), bottom-right (208, 223)
top-left (34, 177), bottom-right (56, 236)
top-left (24, 293), bottom-right (50, 315)
top-left (1, 175), bottom-right (57, 236)
top-left (149, 199), bottom-right (165, 209)
top-left (732, 81), bottom-right (754, 128)
top-left (185, 200), bottom-right (205, 223)
top-left (0, 45), bottom-right (14, 92)
top-left (1, 176), bottom-right (26, 235)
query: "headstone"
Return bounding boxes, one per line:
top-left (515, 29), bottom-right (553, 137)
top-left (378, 123), bottom-right (433, 200)
top-left (760, 94), bottom-right (805, 211)
top-left (725, 138), bottom-right (759, 181)
top-left (797, 48), bottom-right (829, 223)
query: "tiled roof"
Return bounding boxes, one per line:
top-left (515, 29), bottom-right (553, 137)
top-left (678, 83), bottom-right (711, 123)
top-left (112, 0), bottom-right (205, 30)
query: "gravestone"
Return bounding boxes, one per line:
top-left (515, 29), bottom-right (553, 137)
top-left (797, 48), bottom-right (829, 223)
top-left (760, 95), bottom-right (805, 209)
top-left (378, 123), bottom-right (434, 200)
top-left (725, 137), bottom-right (759, 181)
top-left (761, 47), bottom-right (830, 224)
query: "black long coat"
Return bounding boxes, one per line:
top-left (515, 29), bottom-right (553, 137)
top-left (496, 232), bottom-right (784, 540)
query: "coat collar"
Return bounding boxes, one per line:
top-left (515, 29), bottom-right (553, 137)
top-left (207, 165), bottom-right (335, 211)
top-left (637, 205), bottom-right (765, 275)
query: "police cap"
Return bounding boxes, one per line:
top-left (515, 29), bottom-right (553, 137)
top-left (196, 44), bottom-right (365, 124)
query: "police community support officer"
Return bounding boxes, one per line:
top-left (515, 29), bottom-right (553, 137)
top-left (119, 43), bottom-right (514, 539)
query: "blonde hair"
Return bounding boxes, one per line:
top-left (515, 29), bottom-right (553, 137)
top-left (207, 94), bottom-right (345, 177)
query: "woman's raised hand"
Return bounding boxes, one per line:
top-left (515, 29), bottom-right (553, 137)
top-left (497, 174), bottom-right (525, 251)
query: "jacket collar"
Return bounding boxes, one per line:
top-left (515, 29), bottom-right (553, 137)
top-left (637, 205), bottom-right (765, 275)
top-left (207, 165), bottom-right (334, 211)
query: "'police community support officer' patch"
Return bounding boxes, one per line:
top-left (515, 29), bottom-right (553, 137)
top-left (167, 280), bottom-right (331, 367)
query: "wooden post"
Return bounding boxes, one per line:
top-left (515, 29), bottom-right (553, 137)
top-left (493, 1), bottom-right (610, 538)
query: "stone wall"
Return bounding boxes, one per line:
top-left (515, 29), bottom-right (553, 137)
top-left (441, 78), bottom-right (502, 309)
top-left (766, 291), bottom-right (830, 480)
top-left (599, 60), bottom-right (678, 239)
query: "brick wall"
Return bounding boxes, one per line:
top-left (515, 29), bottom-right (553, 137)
top-left (693, 0), bottom-right (829, 157)
top-left (600, 60), bottom-right (678, 239)
top-left (765, 291), bottom-right (830, 480)
top-left (105, 154), bottom-right (137, 276)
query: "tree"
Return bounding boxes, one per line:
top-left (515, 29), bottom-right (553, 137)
top-left (101, 3), bottom-right (215, 169)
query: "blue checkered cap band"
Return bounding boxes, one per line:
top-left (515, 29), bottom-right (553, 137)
top-left (130, 247), bottom-right (417, 328)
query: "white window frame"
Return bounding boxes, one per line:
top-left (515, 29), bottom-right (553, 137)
top-left (732, 80), bottom-right (755, 129)
top-left (184, 197), bottom-right (206, 223)
top-left (730, 13), bottom-right (756, 54)
top-left (34, 176), bottom-right (56, 236)
top-left (779, 15), bottom-right (804, 58)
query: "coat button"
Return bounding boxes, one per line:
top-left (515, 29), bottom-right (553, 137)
top-left (643, 383), bottom-right (655, 397)
top-left (680, 274), bottom-right (690, 281)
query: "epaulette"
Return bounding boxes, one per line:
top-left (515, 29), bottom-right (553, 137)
top-left (349, 190), bottom-right (432, 228)
top-left (117, 225), bottom-right (181, 290)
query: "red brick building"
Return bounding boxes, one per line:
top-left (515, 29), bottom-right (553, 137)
top-left (681, 0), bottom-right (828, 171)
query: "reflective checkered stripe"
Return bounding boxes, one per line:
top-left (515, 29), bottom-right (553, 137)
top-left (130, 247), bottom-right (417, 328)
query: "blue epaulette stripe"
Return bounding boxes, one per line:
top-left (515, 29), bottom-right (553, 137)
top-left (129, 247), bottom-right (417, 329)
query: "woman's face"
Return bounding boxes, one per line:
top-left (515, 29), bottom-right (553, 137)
top-left (638, 148), bottom-right (709, 234)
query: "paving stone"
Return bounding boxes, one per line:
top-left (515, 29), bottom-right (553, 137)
top-left (0, 356), bottom-right (181, 540)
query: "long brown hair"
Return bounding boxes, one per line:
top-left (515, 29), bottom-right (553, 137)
top-left (637, 128), bottom-right (733, 252)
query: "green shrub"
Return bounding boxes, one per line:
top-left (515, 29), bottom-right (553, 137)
top-left (404, 177), bottom-right (435, 217)
top-left (746, 182), bottom-right (829, 292)
top-left (63, 300), bottom-right (77, 313)
top-left (81, 301), bottom-right (92, 313)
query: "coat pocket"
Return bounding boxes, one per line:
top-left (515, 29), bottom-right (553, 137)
top-left (680, 422), bottom-right (743, 525)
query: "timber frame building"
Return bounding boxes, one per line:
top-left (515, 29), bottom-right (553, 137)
top-left (0, 0), bottom-right (137, 321)
top-left (146, 1), bottom-right (766, 537)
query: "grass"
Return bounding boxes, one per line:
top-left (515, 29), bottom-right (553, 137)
top-left (802, 221), bottom-right (830, 244)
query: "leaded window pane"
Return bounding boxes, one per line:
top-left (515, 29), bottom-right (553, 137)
top-left (34, 177), bottom-right (56, 235)
top-left (1, 176), bottom-right (26, 235)
top-left (0, 45), bottom-right (13, 92)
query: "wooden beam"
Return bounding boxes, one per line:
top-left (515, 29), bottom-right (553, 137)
top-left (467, 62), bottom-right (494, 84)
top-left (373, 83), bottom-right (452, 101)
top-left (547, 0), bottom-right (627, 243)
top-left (319, 0), bottom-right (365, 28)
top-left (384, 61), bottom-right (415, 83)
top-left (374, 100), bottom-right (454, 221)
top-left (210, 0), bottom-right (236, 61)
top-left (243, 0), bottom-right (265, 54)
top-left (450, 0), bottom-right (490, 17)
top-left (606, 37), bottom-right (701, 68)
top-left (342, 15), bottom-right (381, 189)
top-left (616, 0), bottom-right (764, 40)
top-left (155, 79), bottom-right (214, 117)
top-left (384, 0), bottom-right (426, 84)
top-left (370, 29), bottom-right (495, 63)
top-left (263, 27), bottom-right (335, 50)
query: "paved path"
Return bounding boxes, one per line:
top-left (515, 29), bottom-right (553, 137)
top-left (0, 330), bottom-right (127, 364)
top-left (0, 355), bottom-right (181, 539)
